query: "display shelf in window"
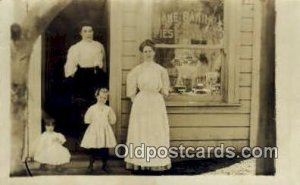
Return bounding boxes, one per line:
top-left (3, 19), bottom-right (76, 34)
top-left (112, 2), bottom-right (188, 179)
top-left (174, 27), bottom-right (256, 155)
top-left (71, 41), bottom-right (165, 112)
top-left (156, 48), bottom-right (224, 98)
top-left (155, 44), bottom-right (223, 49)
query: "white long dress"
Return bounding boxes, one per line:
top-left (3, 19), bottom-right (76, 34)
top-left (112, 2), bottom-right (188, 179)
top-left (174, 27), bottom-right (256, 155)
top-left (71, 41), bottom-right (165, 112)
top-left (34, 132), bottom-right (71, 165)
top-left (125, 61), bottom-right (171, 170)
top-left (80, 104), bottom-right (117, 148)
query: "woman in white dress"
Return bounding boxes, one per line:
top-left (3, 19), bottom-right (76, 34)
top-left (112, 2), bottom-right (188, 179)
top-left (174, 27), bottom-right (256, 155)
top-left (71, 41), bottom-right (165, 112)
top-left (125, 39), bottom-right (171, 172)
top-left (33, 119), bottom-right (71, 171)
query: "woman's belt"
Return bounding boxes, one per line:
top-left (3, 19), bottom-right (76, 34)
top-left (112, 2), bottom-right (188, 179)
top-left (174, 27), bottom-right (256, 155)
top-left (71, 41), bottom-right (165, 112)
top-left (77, 65), bottom-right (101, 74)
top-left (139, 90), bottom-right (160, 94)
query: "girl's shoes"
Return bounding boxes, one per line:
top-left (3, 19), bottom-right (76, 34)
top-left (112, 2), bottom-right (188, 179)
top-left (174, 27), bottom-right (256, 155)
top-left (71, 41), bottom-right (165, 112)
top-left (102, 165), bottom-right (112, 174)
top-left (87, 164), bottom-right (94, 173)
top-left (102, 162), bottom-right (112, 174)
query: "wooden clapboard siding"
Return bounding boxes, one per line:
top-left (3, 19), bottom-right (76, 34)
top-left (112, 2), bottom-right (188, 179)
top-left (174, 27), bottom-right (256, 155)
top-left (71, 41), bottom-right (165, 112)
top-left (116, 1), bottom-right (259, 150)
top-left (123, 27), bottom-right (137, 42)
top-left (122, 42), bottom-right (138, 55)
top-left (122, 55), bottom-right (140, 70)
top-left (118, 0), bottom-right (139, 145)
top-left (240, 59), bottom-right (252, 73)
top-left (120, 127), bottom-right (249, 141)
top-left (122, 0), bottom-right (138, 12)
top-left (121, 113), bottom-right (250, 128)
top-left (241, 32), bottom-right (253, 46)
top-left (170, 140), bottom-right (248, 152)
top-left (169, 126), bottom-right (249, 141)
top-left (239, 72), bottom-right (252, 87)
top-left (240, 46), bottom-right (253, 59)
top-left (241, 18), bottom-right (253, 32)
top-left (122, 12), bottom-right (137, 27)
top-left (241, 4), bottom-right (254, 18)
top-left (242, 0), bottom-right (254, 5)
top-left (240, 86), bottom-right (251, 100)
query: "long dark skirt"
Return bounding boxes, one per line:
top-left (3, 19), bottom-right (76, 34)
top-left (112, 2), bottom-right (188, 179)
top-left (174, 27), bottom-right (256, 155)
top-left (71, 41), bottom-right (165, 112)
top-left (62, 66), bottom-right (108, 141)
top-left (74, 66), bottom-right (108, 102)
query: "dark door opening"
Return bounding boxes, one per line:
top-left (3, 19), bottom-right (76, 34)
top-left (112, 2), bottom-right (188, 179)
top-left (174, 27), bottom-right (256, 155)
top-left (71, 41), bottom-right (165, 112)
top-left (42, 0), bottom-right (109, 153)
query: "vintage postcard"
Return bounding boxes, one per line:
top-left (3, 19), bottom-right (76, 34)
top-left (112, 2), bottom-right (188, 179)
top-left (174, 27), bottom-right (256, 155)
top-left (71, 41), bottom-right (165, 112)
top-left (0, 0), bottom-right (299, 184)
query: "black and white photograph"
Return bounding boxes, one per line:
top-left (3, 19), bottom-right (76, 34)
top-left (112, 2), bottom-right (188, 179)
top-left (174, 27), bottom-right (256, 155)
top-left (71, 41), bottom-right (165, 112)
top-left (0, 0), bottom-right (299, 184)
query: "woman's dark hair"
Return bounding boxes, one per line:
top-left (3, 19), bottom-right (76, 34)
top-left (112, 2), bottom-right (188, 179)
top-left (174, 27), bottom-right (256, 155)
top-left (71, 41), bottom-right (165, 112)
top-left (139, 39), bottom-right (156, 52)
top-left (44, 118), bottom-right (55, 127)
top-left (78, 20), bottom-right (94, 32)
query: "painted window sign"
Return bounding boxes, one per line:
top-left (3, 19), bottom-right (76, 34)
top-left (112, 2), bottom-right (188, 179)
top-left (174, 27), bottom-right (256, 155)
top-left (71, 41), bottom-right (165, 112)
top-left (152, 0), bottom-right (224, 45)
top-left (152, 0), bottom-right (225, 98)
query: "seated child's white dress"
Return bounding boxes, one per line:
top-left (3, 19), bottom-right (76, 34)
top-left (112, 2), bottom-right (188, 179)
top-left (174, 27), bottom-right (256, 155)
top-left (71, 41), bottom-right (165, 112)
top-left (34, 132), bottom-right (71, 165)
top-left (81, 104), bottom-right (117, 148)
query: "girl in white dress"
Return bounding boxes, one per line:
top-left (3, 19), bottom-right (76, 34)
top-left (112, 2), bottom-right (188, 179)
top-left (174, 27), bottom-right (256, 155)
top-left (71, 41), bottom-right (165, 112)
top-left (125, 39), bottom-right (171, 172)
top-left (80, 88), bottom-right (117, 173)
top-left (33, 119), bottom-right (71, 171)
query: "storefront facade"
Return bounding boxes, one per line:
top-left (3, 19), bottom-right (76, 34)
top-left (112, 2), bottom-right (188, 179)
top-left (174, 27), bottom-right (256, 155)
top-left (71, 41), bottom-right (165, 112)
top-left (116, 0), bottom-right (259, 151)
top-left (20, 0), bottom-right (261, 158)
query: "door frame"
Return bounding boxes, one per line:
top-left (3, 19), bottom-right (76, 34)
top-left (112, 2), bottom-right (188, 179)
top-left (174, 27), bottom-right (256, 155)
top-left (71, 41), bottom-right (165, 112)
top-left (108, 0), bottom-right (123, 143)
top-left (27, 0), bottom-right (123, 155)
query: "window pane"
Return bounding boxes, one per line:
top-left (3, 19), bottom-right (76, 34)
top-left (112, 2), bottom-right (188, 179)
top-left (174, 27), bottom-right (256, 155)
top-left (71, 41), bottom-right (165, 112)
top-left (152, 0), bottom-right (224, 45)
top-left (156, 48), bottom-right (224, 96)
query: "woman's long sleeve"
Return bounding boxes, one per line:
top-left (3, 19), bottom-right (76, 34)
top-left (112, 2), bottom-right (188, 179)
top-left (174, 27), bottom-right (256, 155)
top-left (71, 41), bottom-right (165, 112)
top-left (126, 68), bottom-right (138, 100)
top-left (161, 68), bottom-right (170, 96)
top-left (94, 42), bottom-right (104, 70)
top-left (64, 46), bottom-right (78, 77)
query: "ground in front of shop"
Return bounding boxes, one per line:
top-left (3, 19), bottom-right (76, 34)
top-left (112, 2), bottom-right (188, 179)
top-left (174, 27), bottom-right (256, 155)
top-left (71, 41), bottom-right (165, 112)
top-left (13, 154), bottom-right (256, 176)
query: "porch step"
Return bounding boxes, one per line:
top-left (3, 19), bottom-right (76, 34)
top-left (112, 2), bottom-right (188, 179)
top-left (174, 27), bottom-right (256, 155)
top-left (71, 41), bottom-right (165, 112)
top-left (26, 153), bottom-right (131, 176)
top-left (28, 154), bottom-right (125, 168)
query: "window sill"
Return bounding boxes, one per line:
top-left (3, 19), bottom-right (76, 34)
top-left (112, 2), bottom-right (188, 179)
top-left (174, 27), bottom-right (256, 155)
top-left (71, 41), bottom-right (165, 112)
top-left (164, 94), bottom-right (241, 107)
top-left (165, 101), bottom-right (241, 107)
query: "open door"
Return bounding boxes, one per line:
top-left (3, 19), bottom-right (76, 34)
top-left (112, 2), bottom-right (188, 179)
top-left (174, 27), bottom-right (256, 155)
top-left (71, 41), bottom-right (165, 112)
top-left (42, 0), bottom-right (109, 153)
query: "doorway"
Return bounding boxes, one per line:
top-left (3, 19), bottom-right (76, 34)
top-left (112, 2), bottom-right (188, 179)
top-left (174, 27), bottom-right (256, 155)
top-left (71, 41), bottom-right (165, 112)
top-left (42, 0), bottom-right (109, 153)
